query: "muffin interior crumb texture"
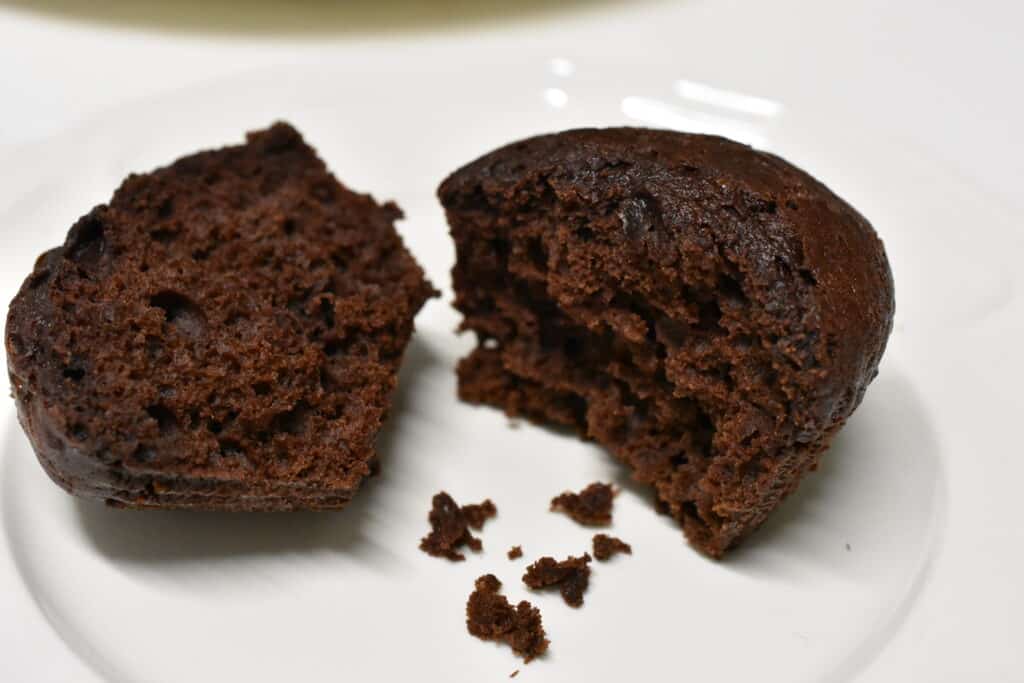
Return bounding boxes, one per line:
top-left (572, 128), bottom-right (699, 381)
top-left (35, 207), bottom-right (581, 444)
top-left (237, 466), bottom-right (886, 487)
top-left (592, 533), bottom-right (632, 561)
top-left (467, 574), bottom-right (549, 663)
top-left (522, 553), bottom-right (593, 607)
top-left (419, 491), bottom-right (497, 560)
top-left (550, 482), bottom-right (615, 526)
top-left (440, 127), bottom-right (894, 556)
top-left (5, 121), bottom-right (435, 510)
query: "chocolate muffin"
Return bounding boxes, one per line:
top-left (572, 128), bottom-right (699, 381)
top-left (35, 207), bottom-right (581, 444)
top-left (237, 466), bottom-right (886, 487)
top-left (438, 128), bottom-right (893, 557)
top-left (6, 122), bottom-right (436, 510)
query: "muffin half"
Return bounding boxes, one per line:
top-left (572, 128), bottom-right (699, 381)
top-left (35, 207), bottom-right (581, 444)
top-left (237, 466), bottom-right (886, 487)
top-left (6, 122), bottom-right (436, 510)
top-left (439, 128), bottom-right (893, 556)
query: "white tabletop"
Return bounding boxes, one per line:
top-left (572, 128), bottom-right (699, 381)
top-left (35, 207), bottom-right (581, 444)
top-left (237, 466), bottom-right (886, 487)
top-left (2, 0), bottom-right (1022, 212)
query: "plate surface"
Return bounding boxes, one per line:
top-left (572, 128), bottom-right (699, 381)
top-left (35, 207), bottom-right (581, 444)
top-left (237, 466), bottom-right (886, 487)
top-left (0, 57), bottom-right (1020, 682)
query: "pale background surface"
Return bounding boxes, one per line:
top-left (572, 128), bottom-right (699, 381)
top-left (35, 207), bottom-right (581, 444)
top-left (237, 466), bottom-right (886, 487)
top-left (0, 2), bottom-right (1021, 681)
top-left (2, 1), bottom-right (1022, 208)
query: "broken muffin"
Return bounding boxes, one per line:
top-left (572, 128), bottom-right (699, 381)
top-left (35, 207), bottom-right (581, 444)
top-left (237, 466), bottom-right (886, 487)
top-left (6, 122), bottom-right (436, 510)
top-left (439, 127), bottom-right (894, 556)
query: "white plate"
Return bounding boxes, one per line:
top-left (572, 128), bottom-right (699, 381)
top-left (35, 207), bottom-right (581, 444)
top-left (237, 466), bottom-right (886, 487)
top-left (1, 57), bottom-right (1021, 683)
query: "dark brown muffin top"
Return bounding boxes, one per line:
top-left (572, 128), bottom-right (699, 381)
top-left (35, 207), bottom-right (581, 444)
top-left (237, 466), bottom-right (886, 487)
top-left (440, 126), bottom-right (893, 463)
top-left (6, 122), bottom-right (435, 507)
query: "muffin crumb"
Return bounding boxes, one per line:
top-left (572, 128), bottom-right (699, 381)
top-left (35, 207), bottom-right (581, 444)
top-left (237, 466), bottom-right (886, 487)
top-left (522, 553), bottom-right (592, 607)
top-left (419, 492), bottom-right (497, 560)
top-left (550, 483), bottom-right (615, 526)
top-left (467, 574), bottom-right (549, 662)
top-left (592, 533), bottom-right (632, 561)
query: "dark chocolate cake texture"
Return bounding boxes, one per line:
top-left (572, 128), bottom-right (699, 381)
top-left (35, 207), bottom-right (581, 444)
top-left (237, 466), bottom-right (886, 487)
top-left (6, 122), bottom-right (436, 510)
top-left (439, 127), bottom-right (894, 557)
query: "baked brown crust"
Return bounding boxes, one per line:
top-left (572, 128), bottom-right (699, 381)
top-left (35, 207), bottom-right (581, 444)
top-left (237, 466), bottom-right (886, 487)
top-left (439, 127), bottom-right (893, 556)
top-left (6, 122), bottom-right (436, 510)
